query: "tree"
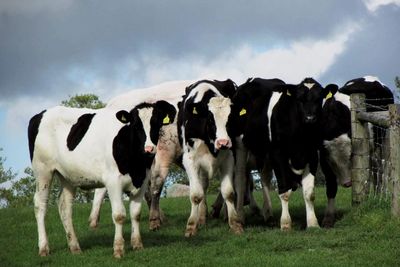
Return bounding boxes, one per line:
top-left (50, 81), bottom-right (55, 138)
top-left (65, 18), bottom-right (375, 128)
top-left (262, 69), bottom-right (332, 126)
top-left (0, 148), bottom-right (17, 207)
top-left (61, 93), bottom-right (106, 109)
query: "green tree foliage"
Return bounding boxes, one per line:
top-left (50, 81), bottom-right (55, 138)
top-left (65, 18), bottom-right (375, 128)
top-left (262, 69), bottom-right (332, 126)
top-left (0, 149), bottom-right (17, 207)
top-left (61, 93), bottom-right (106, 109)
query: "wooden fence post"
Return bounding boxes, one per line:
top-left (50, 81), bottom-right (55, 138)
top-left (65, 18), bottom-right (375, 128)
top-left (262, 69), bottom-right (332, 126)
top-left (389, 104), bottom-right (400, 217)
top-left (351, 93), bottom-right (370, 205)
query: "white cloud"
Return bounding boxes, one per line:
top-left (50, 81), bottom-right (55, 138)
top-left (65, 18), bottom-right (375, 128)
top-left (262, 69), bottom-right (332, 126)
top-left (139, 22), bottom-right (360, 86)
top-left (364, 0), bottom-right (400, 12)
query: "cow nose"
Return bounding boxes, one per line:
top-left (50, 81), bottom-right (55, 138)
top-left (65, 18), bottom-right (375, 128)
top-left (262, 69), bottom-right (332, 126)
top-left (305, 115), bottom-right (316, 123)
top-left (216, 139), bottom-right (230, 150)
top-left (144, 145), bottom-right (155, 154)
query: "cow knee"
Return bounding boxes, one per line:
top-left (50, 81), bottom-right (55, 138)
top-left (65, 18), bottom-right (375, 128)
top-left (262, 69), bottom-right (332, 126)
top-left (113, 213), bottom-right (126, 224)
top-left (191, 193), bottom-right (203, 205)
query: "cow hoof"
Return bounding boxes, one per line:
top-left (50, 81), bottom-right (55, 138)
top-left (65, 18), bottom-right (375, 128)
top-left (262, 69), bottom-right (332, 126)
top-left (113, 250), bottom-right (124, 259)
top-left (281, 223), bottom-right (292, 231)
top-left (184, 226), bottom-right (197, 237)
top-left (39, 246), bottom-right (50, 257)
top-left (231, 224), bottom-right (244, 235)
top-left (149, 218), bottom-right (161, 231)
top-left (131, 238), bottom-right (144, 250)
top-left (322, 215), bottom-right (335, 228)
top-left (70, 246), bottom-right (82, 255)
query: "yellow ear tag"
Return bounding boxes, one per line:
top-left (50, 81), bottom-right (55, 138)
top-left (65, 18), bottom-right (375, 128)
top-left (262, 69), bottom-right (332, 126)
top-left (193, 107), bottom-right (198, 114)
top-left (287, 90), bottom-right (292, 96)
top-left (239, 108), bottom-right (247, 116)
top-left (325, 91), bottom-right (333, 100)
top-left (120, 114), bottom-right (127, 122)
top-left (163, 115), bottom-right (170, 124)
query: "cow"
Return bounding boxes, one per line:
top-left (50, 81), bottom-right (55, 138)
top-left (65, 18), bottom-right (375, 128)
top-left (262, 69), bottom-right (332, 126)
top-left (236, 78), bottom-right (333, 229)
top-left (210, 78), bottom-right (286, 224)
top-left (29, 100), bottom-right (176, 258)
top-left (320, 76), bottom-right (394, 227)
top-left (88, 80), bottom-right (192, 231)
top-left (177, 79), bottom-right (243, 236)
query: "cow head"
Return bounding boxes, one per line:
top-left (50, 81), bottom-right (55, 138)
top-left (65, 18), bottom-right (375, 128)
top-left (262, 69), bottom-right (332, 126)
top-left (284, 78), bottom-right (332, 125)
top-left (181, 80), bottom-right (235, 152)
top-left (116, 100), bottom-right (176, 155)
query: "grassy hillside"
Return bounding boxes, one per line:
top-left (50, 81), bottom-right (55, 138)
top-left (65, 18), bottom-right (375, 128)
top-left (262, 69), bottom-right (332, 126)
top-left (1, 187), bottom-right (399, 267)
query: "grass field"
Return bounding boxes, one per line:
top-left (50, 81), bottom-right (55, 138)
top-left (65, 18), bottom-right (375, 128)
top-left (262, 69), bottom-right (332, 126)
top-left (1, 187), bottom-right (399, 267)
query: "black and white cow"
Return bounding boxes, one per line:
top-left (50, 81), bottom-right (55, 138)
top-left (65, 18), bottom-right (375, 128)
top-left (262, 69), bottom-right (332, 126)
top-left (320, 75), bottom-right (394, 227)
top-left (88, 80), bottom-right (192, 231)
top-left (177, 79), bottom-right (243, 236)
top-left (29, 101), bottom-right (176, 258)
top-left (211, 78), bottom-right (286, 223)
top-left (237, 78), bottom-right (333, 229)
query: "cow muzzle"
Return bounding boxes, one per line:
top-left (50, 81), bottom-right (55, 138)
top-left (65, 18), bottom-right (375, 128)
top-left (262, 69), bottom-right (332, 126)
top-left (216, 139), bottom-right (231, 150)
top-left (305, 115), bottom-right (316, 124)
top-left (144, 145), bottom-right (156, 154)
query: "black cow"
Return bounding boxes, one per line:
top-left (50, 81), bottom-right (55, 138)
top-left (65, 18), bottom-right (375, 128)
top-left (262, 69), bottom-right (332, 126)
top-left (177, 79), bottom-right (244, 236)
top-left (320, 76), bottom-right (394, 227)
top-left (29, 101), bottom-right (176, 258)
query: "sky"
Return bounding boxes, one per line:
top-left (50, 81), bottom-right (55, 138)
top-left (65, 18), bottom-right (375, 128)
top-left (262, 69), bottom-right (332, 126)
top-left (0, 0), bottom-right (399, 177)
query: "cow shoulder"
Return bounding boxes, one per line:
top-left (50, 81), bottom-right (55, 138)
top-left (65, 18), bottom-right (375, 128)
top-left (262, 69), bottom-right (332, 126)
top-left (67, 113), bottom-right (96, 151)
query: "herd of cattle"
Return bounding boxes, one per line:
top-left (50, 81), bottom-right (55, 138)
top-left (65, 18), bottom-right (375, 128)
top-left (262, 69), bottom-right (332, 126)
top-left (28, 76), bottom-right (394, 257)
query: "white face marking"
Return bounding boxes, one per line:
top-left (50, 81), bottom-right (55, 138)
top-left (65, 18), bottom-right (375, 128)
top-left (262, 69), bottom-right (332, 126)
top-left (304, 83), bottom-right (315, 89)
top-left (208, 97), bottom-right (232, 148)
top-left (187, 83), bottom-right (222, 103)
top-left (267, 92), bottom-right (282, 141)
top-left (138, 107), bottom-right (156, 150)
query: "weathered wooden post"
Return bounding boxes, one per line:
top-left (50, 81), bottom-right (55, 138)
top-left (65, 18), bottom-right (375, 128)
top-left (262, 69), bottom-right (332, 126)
top-left (351, 93), bottom-right (370, 205)
top-left (389, 104), bottom-right (400, 217)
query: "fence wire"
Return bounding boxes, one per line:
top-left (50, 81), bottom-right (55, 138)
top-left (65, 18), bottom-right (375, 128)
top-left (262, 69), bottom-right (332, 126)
top-left (354, 98), bottom-right (394, 199)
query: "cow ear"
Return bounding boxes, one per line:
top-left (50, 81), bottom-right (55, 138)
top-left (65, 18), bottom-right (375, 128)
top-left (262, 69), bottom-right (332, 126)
top-left (324, 84), bottom-right (339, 99)
top-left (116, 110), bottom-right (131, 124)
top-left (155, 100), bottom-right (177, 125)
top-left (278, 84), bottom-right (296, 97)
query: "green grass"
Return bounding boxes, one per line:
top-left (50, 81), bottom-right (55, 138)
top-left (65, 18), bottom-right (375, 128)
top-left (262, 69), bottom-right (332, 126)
top-left (1, 187), bottom-right (399, 267)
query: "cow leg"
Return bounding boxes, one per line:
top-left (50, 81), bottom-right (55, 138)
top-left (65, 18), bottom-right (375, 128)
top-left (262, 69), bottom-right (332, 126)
top-left (220, 152), bottom-right (243, 234)
top-left (183, 154), bottom-right (203, 237)
top-left (107, 182), bottom-right (126, 258)
top-left (198, 169), bottom-right (209, 226)
top-left (88, 187), bottom-right (107, 229)
top-left (57, 178), bottom-right (81, 254)
top-left (234, 137), bottom-right (248, 223)
top-left (302, 172), bottom-right (319, 228)
top-left (148, 155), bottom-right (170, 231)
top-left (33, 169), bottom-right (53, 256)
top-left (129, 178), bottom-right (148, 251)
top-left (260, 161), bottom-right (273, 223)
top-left (210, 192), bottom-right (224, 218)
top-left (279, 190), bottom-right (292, 230)
top-left (320, 152), bottom-right (338, 228)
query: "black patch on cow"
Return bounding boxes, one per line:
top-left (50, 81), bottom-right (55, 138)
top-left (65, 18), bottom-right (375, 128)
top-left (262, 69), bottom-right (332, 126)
top-left (320, 98), bottom-right (351, 141)
top-left (28, 110), bottom-right (46, 161)
top-left (113, 124), bottom-right (154, 188)
top-left (340, 77), bottom-right (394, 112)
top-left (67, 113), bottom-right (96, 151)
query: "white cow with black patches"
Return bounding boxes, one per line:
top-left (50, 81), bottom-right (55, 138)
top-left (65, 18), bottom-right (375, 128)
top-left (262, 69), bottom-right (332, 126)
top-left (88, 80), bottom-right (192, 231)
top-left (28, 100), bottom-right (176, 258)
top-left (177, 79), bottom-right (243, 236)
